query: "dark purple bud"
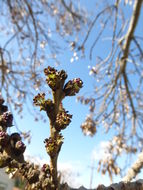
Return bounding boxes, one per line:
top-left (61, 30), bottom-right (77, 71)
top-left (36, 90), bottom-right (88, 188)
top-left (15, 141), bottom-right (26, 154)
top-left (41, 164), bottom-right (50, 174)
top-left (10, 133), bottom-right (21, 142)
top-left (0, 112), bottom-right (13, 127)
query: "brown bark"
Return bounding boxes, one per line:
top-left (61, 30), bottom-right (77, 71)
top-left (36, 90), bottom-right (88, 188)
top-left (50, 154), bottom-right (59, 189)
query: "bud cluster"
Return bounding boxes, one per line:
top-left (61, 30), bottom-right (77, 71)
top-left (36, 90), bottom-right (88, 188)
top-left (63, 78), bottom-right (83, 96)
top-left (18, 163), bottom-right (40, 185)
top-left (44, 66), bottom-right (83, 96)
top-left (44, 66), bottom-right (67, 91)
top-left (33, 67), bottom-right (83, 117)
top-left (44, 134), bottom-right (64, 157)
top-left (42, 164), bottom-right (51, 176)
top-left (0, 111), bottom-right (13, 127)
top-left (8, 133), bottom-right (26, 156)
top-left (33, 93), bottom-right (54, 113)
top-left (33, 93), bottom-right (46, 110)
top-left (0, 96), bottom-right (13, 131)
top-left (15, 141), bottom-right (26, 155)
top-left (55, 110), bottom-right (72, 131)
top-left (0, 96), bottom-right (26, 166)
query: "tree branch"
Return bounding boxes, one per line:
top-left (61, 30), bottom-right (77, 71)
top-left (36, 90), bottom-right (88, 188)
top-left (123, 150), bottom-right (143, 182)
top-left (60, 0), bottom-right (83, 21)
top-left (120, 0), bottom-right (142, 71)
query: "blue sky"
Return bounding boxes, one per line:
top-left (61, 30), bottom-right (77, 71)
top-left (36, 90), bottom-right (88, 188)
top-left (1, 0), bottom-right (143, 189)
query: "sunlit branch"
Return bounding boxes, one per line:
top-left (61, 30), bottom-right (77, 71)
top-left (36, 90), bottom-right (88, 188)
top-left (123, 150), bottom-right (143, 182)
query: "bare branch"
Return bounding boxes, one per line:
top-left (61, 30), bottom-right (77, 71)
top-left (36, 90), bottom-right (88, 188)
top-left (123, 150), bottom-right (143, 182)
top-left (120, 0), bottom-right (142, 71)
top-left (61, 0), bottom-right (83, 21)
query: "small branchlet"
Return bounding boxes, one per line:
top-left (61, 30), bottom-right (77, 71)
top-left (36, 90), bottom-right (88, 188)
top-left (34, 66), bottom-right (83, 189)
top-left (0, 66), bottom-right (83, 189)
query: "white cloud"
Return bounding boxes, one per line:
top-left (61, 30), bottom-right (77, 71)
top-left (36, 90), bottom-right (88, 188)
top-left (58, 161), bottom-right (83, 188)
top-left (92, 141), bottom-right (112, 161)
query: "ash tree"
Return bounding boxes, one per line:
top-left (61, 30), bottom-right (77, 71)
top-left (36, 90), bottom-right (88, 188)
top-left (1, 0), bottom-right (143, 189)
top-left (76, 0), bottom-right (143, 183)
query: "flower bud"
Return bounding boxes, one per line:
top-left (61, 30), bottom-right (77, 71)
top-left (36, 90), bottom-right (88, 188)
top-left (41, 164), bottom-right (50, 175)
top-left (15, 141), bottom-right (26, 154)
top-left (44, 66), bottom-right (67, 91)
top-left (0, 131), bottom-right (9, 146)
top-left (44, 134), bottom-right (63, 157)
top-left (55, 111), bottom-right (72, 131)
top-left (10, 133), bottom-right (21, 144)
top-left (33, 93), bottom-right (45, 107)
top-left (27, 168), bottom-right (40, 184)
top-left (33, 93), bottom-right (54, 113)
top-left (44, 66), bottom-right (57, 76)
top-left (0, 111), bottom-right (13, 127)
top-left (63, 78), bottom-right (83, 96)
top-left (44, 67), bottom-right (58, 90)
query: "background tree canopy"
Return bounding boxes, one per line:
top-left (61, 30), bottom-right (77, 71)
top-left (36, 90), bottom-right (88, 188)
top-left (0, 0), bottom-right (143, 187)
